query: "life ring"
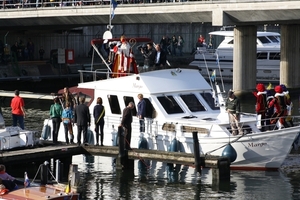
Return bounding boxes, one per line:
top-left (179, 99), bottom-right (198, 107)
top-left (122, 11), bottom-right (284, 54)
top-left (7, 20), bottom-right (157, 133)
top-left (21, 69), bottom-right (28, 76)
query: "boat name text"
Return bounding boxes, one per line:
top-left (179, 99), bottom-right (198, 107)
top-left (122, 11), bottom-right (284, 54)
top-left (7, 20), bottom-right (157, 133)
top-left (248, 143), bottom-right (267, 148)
top-left (133, 83), bottom-right (143, 90)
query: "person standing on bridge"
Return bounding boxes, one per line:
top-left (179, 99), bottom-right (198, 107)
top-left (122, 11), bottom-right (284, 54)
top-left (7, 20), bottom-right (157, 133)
top-left (10, 90), bottom-right (26, 130)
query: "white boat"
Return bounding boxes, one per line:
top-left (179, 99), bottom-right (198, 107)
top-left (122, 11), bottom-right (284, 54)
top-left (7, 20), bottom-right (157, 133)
top-left (0, 113), bottom-right (39, 150)
top-left (42, 62), bottom-right (300, 170)
top-left (189, 31), bottom-right (281, 83)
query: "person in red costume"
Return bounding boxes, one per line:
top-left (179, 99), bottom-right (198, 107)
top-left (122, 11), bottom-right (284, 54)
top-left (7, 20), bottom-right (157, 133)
top-left (269, 85), bottom-right (290, 129)
top-left (112, 35), bottom-right (138, 77)
top-left (253, 83), bottom-right (267, 132)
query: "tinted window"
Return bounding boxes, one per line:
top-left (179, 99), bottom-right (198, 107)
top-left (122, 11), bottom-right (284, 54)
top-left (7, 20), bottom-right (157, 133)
top-left (180, 94), bottom-right (206, 112)
top-left (266, 35), bottom-right (280, 43)
top-left (200, 93), bottom-right (219, 110)
top-left (257, 52), bottom-right (268, 59)
top-left (269, 52), bottom-right (280, 60)
top-left (157, 96), bottom-right (184, 114)
top-left (123, 96), bottom-right (137, 116)
top-left (107, 95), bottom-right (121, 114)
top-left (258, 36), bottom-right (271, 44)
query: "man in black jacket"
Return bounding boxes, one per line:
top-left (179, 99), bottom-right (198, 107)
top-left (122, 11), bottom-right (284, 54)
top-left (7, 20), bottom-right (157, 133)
top-left (120, 102), bottom-right (134, 150)
top-left (154, 44), bottom-right (167, 70)
top-left (74, 97), bottom-right (91, 146)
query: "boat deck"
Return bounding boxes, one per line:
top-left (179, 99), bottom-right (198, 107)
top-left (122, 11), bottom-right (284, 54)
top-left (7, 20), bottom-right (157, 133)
top-left (1, 185), bottom-right (78, 200)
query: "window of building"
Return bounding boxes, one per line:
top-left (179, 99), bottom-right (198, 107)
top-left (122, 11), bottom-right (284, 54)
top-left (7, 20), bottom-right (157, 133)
top-left (157, 95), bottom-right (184, 114)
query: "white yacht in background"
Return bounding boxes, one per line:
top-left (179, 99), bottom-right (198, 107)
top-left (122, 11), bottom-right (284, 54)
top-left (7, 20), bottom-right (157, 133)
top-left (189, 31), bottom-right (281, 83)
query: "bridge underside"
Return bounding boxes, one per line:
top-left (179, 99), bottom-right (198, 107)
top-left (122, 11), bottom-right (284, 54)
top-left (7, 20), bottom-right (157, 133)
top-left (1, 2), bottom-right (300, 31)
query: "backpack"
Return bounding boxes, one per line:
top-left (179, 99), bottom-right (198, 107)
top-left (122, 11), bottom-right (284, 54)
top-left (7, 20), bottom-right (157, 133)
top-left (144, 98), bottom-right (155, 118)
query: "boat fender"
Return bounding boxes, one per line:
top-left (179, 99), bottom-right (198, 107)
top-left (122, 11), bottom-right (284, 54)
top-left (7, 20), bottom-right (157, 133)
top-left (41, 122), bottom-right (51, 140)
top-left (168, 138), bottom-right (181, 152)
top-left (138, 137), bottom-right (149, 149)
top-left (87, 128), bottom-right (95, 144)
top-left (222, 143), bottom-right (237, 163)
top-left (21, 69), bottom-right (28, 76)
top-left (111, 126), bottom-right (118, 146)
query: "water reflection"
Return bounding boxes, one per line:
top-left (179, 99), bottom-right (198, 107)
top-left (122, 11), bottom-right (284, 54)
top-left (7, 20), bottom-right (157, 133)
top-left (73, 155), bottom-right (297, 199)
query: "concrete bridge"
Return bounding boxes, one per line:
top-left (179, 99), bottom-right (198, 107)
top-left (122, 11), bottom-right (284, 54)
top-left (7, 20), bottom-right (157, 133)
top-left (1, 1), bottom-right (300, 28)
top-left (1, 0), bottom-right (300, 91)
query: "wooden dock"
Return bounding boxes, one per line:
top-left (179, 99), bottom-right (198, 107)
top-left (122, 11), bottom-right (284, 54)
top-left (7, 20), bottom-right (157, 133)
top-left (0, 144), bottom-right (213, 166)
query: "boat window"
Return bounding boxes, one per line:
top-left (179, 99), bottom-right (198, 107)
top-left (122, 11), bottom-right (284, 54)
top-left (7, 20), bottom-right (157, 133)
top-left (200, 93), bottom-right (219, 110)
top-left (257, 36), bottom-right (271, 44)
top-left (257, 52), bottom-right (268, 60)
top-left (266, 36), bottom-right (280, 43)
top-left (123, 96), bottom-right (137, 116)
top-left (157, 96), bottom-right (184, 114)
top-left (107, 95), bottom-right (121, 114)
top-left (227, 39), bottom-right (233, 44)
top-left (269, 52), bottom-right (280, 60)
top-left (180, 94), bottom-right (206, 112)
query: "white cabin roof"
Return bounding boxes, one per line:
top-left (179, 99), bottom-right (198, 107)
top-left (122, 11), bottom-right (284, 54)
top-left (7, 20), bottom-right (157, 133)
top-left (209, 31), bottom-right (280, 37)
top-left (78, 69), bottom-right (212, 94)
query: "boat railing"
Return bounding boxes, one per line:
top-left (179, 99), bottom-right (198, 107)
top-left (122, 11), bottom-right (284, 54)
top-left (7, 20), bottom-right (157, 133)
top-left (78, 69), bottom-right (137, 83)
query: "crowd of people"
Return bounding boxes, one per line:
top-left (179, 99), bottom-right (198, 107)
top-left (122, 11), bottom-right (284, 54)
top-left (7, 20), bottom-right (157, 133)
top-left (8, 84), bottom-right (151, 151)
top-left (225, 83), bottom-right (293, 136)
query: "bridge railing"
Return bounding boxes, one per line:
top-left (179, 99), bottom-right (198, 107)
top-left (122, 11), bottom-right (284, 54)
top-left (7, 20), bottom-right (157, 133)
top-left (0, 0), bottom-right (295, 10)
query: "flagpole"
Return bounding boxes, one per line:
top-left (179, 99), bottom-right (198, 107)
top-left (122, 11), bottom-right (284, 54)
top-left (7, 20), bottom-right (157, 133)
top-left (109, 0), bottom-right (112, 32)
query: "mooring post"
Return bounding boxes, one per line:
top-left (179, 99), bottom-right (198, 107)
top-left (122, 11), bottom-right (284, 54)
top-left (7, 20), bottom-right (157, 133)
top-left (40, 161), bottom-right (49, 185)
top-left (192, 131), bottom-right (202, 174)
top-left (212, 157), bottom-right (231, 189)
top-left (116, 126), bottom-right (134, 170)
top-left (55, 159), bottom-right (61, 182)
top-left (69, 164), bottom-right (80, 187)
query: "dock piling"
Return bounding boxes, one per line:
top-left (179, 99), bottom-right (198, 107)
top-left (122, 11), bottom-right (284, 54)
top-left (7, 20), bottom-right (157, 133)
top-left (192, 131), bottom-right (202, 174)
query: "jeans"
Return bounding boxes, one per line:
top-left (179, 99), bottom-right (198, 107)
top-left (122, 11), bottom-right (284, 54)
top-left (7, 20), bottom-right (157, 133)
top-left (12, 114), bottom-right (24, 129)
top-left (139, 119), bottom-right (145, 133)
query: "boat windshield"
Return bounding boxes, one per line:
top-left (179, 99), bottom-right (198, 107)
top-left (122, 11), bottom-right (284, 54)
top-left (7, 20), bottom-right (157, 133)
top-left (267, 35), bottom-right (280, 43)
top-left (157, 95), bottom-right (184, 114)
top-left (200, 92), bottom-right (220, 110)
top-left (180, 94), bottom-right (206, 112)
top-left (258, 36), bottom-right (272, 44)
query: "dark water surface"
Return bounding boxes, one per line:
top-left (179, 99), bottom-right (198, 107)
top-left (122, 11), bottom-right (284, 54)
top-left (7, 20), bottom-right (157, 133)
top-left (1, 84), bottom-right (300, 200)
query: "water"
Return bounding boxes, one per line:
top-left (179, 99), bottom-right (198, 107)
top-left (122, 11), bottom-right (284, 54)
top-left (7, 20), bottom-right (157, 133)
top-left (1, 89), bottom-right (300, 200)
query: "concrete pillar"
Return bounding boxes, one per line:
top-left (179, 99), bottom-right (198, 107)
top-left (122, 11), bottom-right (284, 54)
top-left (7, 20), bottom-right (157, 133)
top-left (280, 25), bottom-right (300, 88)
top-left (233, 26), bottom-right (257, 92)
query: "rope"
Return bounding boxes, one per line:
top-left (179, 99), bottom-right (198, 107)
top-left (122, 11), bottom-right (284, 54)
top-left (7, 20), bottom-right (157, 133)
top-left (205, 134), bottom-right (245, 156)
top-left (123, 131), bottom-right (151, 169)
